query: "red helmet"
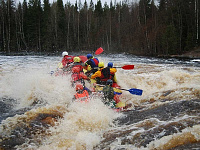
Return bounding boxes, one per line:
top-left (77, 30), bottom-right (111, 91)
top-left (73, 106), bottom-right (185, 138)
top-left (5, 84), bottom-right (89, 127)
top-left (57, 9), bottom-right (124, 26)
top-left (75, 84), bottom-right (83, 91)
top-left (72, 67), bottom-right (81, 73)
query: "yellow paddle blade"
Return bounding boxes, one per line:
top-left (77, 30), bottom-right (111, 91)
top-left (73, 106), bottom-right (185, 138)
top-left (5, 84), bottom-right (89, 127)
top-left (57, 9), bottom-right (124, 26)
top-left (57, 62), bottom-right (63, 69)
top-left (116, 101), bottom-right (126, 108)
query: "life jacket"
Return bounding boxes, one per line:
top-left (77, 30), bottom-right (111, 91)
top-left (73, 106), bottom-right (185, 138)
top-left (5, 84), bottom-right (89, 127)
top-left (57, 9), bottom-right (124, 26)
top-left (62, 55), bottom-right (74, 66)
top-left (74, 90), bottom-right (89, 102)
top-left (71, 63), bottom-right (84, 72)
top-left (71, 73), bottom-right (82, 82)
top-left (86, 58), bottom-right (99, 68)
top-left (71, 72), bottom-right (87, 86)
top-left (99, 67), bottom-right (113, 84)
top-left (91, 58), bottom-right (99, 68)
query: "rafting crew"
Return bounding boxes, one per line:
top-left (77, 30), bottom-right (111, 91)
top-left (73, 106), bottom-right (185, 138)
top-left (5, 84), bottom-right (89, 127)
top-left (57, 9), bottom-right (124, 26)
top-left (56, 50), bottom-right (126, 108)
top-left (61, 53), bottom-right (127, 109)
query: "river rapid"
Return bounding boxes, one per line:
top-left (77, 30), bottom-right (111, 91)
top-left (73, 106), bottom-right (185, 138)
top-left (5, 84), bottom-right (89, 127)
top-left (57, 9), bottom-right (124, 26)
top-left (0, 54), bottom-right (200, 150)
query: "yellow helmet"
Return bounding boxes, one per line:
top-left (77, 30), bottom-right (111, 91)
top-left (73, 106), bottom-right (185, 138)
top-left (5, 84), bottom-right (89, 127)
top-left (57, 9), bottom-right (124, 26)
top-left (98, 62), bottom-right (104, 68)
top-left (73, 57), bottom-right (81, 63)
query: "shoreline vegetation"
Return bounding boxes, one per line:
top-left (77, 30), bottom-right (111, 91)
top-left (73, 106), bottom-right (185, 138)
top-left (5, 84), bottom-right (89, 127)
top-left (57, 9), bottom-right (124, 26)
top-left (158, 46), bottom-right (200, 59)
top-left (1, 47), bottom-right (200, 59)
top-left (0, 0), bottom-right (199, 57)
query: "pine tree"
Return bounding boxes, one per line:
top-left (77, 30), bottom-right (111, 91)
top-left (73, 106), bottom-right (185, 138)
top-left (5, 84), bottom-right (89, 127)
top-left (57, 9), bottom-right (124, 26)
top-left (56, 0), bottom-right (67, 51)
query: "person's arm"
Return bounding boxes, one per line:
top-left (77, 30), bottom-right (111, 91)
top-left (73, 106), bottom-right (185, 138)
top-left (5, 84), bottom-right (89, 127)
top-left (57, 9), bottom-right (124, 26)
top-left (113, 74), bottom-right (117, 83)
top-left (110, 68), bottom-right (117, 73)
top-left (91, 70), bottom-right (101, 79)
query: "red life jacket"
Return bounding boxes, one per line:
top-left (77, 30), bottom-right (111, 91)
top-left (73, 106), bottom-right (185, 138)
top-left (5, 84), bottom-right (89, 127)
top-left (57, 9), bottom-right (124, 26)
top-left (71, 72), bottom-right (88, 82)
top-left (74, 90), bottom-right (89, 102)
top-left (62, 55), bottom-right (74, 66)
top-left (71, 64), bottom-right (83, 72)
top-left (71, 73), bottom-right (81, 82)
top-left (92, 58), bottom-right (99, 67)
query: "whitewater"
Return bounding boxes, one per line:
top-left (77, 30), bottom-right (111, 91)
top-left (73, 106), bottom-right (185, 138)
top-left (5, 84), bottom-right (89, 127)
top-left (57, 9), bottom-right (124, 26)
top-left (0, 54), bottom-right (200, 150)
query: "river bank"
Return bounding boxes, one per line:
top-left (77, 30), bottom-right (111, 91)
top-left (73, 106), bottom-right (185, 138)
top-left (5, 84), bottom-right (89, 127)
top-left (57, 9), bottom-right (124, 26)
top-left (169, 47), bottom-right (200, 59)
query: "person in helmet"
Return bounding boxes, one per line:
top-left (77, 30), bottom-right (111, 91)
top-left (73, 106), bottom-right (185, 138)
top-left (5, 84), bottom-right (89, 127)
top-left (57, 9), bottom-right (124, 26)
top-left (73, 83), bottom-right (90, 102)
top-left (70, 56), bottom-right (84, 72)
top-left (107, 62), bottom-right (113, 68)
top-left (90, 62), bottom-right (117, 85)
top-left (71, 66), bottom-right (89, 87)
top-left (84, 54), bottom-right (99, 74)
top-left (107, 62), bottom-right (118, 86)
top-left (103, 79), bottom-right (114, 100)
top-left (102, 79), bottom-right (122, 107)
top-left (61, 51), bottom-right (74, 67)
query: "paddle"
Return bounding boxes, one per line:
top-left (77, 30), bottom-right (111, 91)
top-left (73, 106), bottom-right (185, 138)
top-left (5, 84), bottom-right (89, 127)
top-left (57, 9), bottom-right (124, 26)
top-left (78, 48), bottom-right (104, 63)
top-left (93, 65), bottom-right (134, 70)
top-left (95, 47), bottom-right (104, 55)
top-left (120, 88), bottom-right (143, 96)
top-left (115, 65), bottom-right (134, 70)
top-left (95, 84), bottom-right (142, 96)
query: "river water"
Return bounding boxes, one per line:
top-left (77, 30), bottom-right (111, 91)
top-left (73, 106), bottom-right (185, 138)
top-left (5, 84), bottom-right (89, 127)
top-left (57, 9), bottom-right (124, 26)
top-left (0, 54), bottom-right (200, 150)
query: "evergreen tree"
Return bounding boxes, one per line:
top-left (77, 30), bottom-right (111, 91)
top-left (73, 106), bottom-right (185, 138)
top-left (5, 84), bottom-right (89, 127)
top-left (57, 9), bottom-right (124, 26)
top-left (56, 0), bottom-right (67, 51)
top-left (79, 0), bottom-right (88, 49)
top-left (0, 0), bottom-right (199, 56)
top-left (43, 0), bottom-right (52, 52)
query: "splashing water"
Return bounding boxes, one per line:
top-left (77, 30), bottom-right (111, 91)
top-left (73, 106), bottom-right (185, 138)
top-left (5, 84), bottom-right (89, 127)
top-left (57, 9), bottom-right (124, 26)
top-left (0, 55), bottom-right (200, 150)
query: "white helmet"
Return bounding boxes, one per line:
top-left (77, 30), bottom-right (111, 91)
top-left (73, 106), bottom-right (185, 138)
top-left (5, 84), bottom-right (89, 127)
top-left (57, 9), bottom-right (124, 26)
top-left (62, 51), bottom-right (68, 57)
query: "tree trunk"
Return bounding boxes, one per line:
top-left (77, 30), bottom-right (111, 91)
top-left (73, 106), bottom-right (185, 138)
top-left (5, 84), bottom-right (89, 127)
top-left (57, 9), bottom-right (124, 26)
top-left (1, 4), bottom-right (6, 53)
top-left (7, 0), bottom-right (11, 54)
top-left (196, 0), bottom-right (199, 44)
top-left (67, 10), bottom-right (70, 49)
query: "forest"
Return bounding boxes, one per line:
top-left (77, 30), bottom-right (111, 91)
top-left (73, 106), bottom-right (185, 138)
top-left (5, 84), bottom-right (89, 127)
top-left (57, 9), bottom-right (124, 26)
top-left (0, 0), bottom-right (199, 56)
